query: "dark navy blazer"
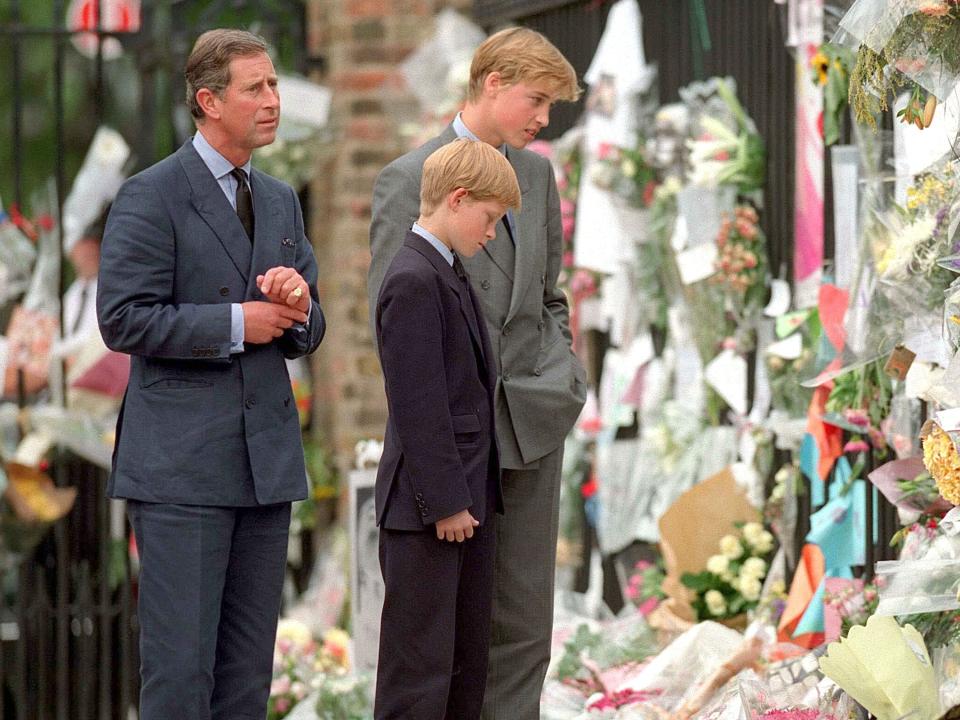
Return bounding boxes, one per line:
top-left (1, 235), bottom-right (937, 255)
top-left (375, 232), bottom-right (502, 531)
top-left (97, 139), bottom-right (325, 506)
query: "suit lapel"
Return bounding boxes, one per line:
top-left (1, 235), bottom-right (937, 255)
top-left (245, 169), bottom-right (284, 298)
top-left (505, 147), bottom-right (535, 324)
top-left (178, 141), bottom-right (252, 283)
top-left (406, 233), bottom-right (486, 365)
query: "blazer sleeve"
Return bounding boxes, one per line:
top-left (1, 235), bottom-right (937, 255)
top-left (277, 186), bottom-right (326, 359)
top-left (541, 157), bottom-right (574, 345)
top-left (97, 174), bottom-right (233, 360)
top-left (378, 270), bottom-right (473, 524)
top-left (367, 160), bottom-right (421, 333)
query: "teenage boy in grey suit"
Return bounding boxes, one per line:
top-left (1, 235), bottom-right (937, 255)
top-left (97, 29), bottom-right (325, 720)
top-left (368, 27), bottom-right (586, 719)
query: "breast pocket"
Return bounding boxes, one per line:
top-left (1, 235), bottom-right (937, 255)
top-left (280, 237), bottom-right (296, 266)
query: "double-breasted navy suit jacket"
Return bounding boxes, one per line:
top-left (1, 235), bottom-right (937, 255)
top-left (375, 232), bottom-right (503, 530)
top-left (97, 139), bottom-right (325, 506)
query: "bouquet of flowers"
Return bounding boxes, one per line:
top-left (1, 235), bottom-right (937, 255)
top-left (590, 140), bottom-right (658, 209)
top-left (685, 78), bottom-right (765, 196)
top-left (313, 673), bottom-right (371, 720)
top-left (680, 521), bottom-right (776, 622)
top-left (268, 621), bottom-right (352, 719)
top-left (922, 420), bottom-right (960, 504)
top-left (810, 43), bottom-right (855, 145)
top-left (840, 0), bottom-right (960, 128)
top-left (712, 204), bottom-right (768, 319)
top-left (624, 559), bottom-right (667, 617)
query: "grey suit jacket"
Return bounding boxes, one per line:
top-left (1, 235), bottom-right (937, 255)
top-left (368, 126), bottom-right (586, 469)
top-left (97, 139), bottom-right (326, 506)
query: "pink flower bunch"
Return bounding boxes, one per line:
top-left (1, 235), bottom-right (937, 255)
top-left (760, 709), bottom-right (836, 720)
top-left (623, 560), bottom-right (666, 617)
top-left (714, 205), bottom-right (764, 294)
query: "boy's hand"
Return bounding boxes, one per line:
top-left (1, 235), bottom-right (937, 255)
top-left (435, 510), bottom-right (479, 542)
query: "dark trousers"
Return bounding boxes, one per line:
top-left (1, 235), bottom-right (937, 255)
top-left (374, 513), bottom-right (496, 720)
top-left (127, 501), bottom-right (291, 720)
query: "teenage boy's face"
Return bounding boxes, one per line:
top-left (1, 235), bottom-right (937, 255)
top-left (449, 194), bottom-right (507, 258)
top-left (489, 79), bottom-right (557, 148)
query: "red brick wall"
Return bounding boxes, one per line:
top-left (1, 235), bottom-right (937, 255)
top-left (306, 0), bottom-right (470, 477)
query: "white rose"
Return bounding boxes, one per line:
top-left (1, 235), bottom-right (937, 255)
top-left (753, 530), bottom-right (775, 554)
top-left (741, 557), bottom-right (767, 580)
top-left (742, 522), bottom-right (764, 543)
top-left (719, 534), bottom-right (744, 560)
top-left (740, 576), bottom-right (762, 602)
top-left (705, 589), bottom-right (727, 616)
top-left (706, 554), bottom-right (729, 576)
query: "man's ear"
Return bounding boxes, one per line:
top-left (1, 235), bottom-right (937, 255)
top-left (448, 187), bottom-right (469, 210)
top-left (483, 71), bottom-right (503, 97)
top-left (195, 88), bottom-right (220, 121)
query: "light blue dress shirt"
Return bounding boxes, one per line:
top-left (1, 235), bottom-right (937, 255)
top-left (411, 222), bottom-right (454, 267)
top-left (192, 131), bottom-right (249, 353)
top-left (192, 131), bottom-right (309, 352)
top-left (452, 113), bottom-right (517, 241)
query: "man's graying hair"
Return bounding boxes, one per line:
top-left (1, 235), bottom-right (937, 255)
top-left (185, 29), bottom-right (268, 121)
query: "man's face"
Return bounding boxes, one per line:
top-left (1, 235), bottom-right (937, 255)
top-left (214, 52), bottom-right (280, 154)
top-left (449, 195), bottom-right (507, 258)
top-left (488, 79), bottom-right (557, 149)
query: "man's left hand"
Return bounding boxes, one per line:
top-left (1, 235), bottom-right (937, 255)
top-left (258, 266), bottom-right (310, 314)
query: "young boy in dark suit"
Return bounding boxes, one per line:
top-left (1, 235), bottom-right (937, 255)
top-left (373, 138), bottom-right (521, 720)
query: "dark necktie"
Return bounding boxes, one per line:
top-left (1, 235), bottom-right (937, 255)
top-left (230, 167), bottom-right (254, 242)
top-left (453, 255), bottom-right (468, 283)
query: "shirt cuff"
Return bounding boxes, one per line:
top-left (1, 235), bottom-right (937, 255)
top-left (230, 303), bottom-right (245, 353)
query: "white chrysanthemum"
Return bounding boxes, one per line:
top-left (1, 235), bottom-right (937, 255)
top-left (719, 534), bottom-right (744, 559)
top-left (705, 589), bottom-right (727, 616)
top-left (741, 556), bottom-right (767, 580)
top-left (706, 554), bottom-right (730, 577)
top-left (740, 576), bottom-right (762, 602)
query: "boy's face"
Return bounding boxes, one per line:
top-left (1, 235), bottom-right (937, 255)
top-left (449, 193), bottom-right (508, 258)
top-left (487, 77), bottom-right (557, 148)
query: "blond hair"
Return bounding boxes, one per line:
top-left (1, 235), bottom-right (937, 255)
top-left (420, 139), bottom-right (521, 216)
top-left (185, 29), bottom-right (269, 120)
top-left (468, 27), bottom-right (580, 103)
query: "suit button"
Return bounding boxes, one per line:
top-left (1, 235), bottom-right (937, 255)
top-left (502, 324), bottom-right (510, 336)
top-left (534, 367), bottom-right (542, 376)
top-left (537, 321), bottom-right (544, 330)
top-left (415, 492), bottom-right (424, 500)
top-left (245, 398), bottom-right (256, 409)
top-left (503, 373), bottom-right (511, 382)
top-left (219, 287), bottom-right (229, 297)
top-left (420, 508), bottom-right (428, 516)
top-left (481, 280), bottom-right (490, 290)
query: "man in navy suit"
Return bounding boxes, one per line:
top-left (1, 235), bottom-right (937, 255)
top-left (373, 138), bottom-right (520, 719)
top-left (97, 29), bottom-right (325, 720)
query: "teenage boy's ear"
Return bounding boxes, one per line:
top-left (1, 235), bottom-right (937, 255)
top-left (447, 187), bottom-right (470, 211)
top-left (483, 71), bottom-right (505, 97)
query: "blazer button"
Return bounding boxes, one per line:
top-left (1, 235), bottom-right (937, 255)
top-left (534, 367), bottom-right (542, 376)
top-left (415, 492), bottom-right (424, 500)
top-left (503, 373), bottom-right (511, 382)
top-left (245, 398), bottom-right (256, 409)
top-left (219, 287), bottom-right (229, 297)
top-left (537, 320), bottom-right (544, 330)
top-left (502, 324), bottom-right (510, 336)
top-left (481, 280), bottom-right (491, 290)
top-left (420, 507), bottom-right (428, 516)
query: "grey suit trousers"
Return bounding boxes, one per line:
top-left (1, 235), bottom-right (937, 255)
top-left (483, 446), bottom-right (563, 720)
top-left (128, 501), bottom-right (290, 720)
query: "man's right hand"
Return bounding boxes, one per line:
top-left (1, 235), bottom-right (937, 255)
top-left (435, 509), bottom-right (480, 542)
top-left (241, 301), bottom-right (308, 344)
